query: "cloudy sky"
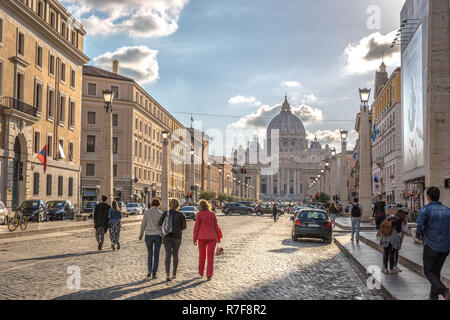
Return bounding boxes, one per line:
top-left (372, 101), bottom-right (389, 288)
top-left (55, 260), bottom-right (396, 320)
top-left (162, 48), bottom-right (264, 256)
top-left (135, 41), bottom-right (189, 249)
top-left (63, 0), bottom-right (406, 156)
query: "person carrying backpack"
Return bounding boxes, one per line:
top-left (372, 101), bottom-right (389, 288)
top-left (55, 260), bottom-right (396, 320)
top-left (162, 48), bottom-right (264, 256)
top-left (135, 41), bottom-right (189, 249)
top-left (159, 198), bottom-right (187, 282)
top-left (379, 213), bottom-right (403, 274)
top-left (350, 198), bottom-right (362, 243)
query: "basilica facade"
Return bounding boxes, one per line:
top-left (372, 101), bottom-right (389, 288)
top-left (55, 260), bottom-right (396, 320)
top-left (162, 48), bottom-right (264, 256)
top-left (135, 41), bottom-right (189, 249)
top-left (235, 96), bottom-right (331, 202)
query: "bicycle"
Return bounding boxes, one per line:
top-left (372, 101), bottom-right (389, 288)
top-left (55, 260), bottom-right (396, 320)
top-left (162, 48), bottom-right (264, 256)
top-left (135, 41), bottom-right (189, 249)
top-left (8, 212), bottom-right (28, 232)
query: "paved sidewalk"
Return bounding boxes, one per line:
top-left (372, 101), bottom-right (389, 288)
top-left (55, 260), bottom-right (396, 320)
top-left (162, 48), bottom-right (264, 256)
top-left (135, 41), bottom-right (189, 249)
top-left (335, 234), bottom-right (432, 300)
top-left (335, 217), bottom-right (376, 231)
top-left (0, 215), bottom-right (143, 239)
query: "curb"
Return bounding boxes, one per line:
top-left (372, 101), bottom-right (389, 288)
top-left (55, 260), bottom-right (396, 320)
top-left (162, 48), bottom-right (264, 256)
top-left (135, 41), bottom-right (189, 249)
top-left (334, 237), bottom-right (396, 300)
top-left (0, 216), bottom-right (143, 240)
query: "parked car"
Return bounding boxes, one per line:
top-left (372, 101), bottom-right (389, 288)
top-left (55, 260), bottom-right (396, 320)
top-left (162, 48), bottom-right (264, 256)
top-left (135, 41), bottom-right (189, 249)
top-left (254, 204), bottom-right (273, 216)
top-left (126, 203), bottom-right (143, 215)
top-left (0, 201), bottom-right (8, 225)
top-left (180, 206), bottom-right (197, 220)
top-left (238, 201), bottom-right (257, 208)
top-left (140, 203), bottom-right (146, 212)
top-left (46, 200), bottom-right (76, 221)
top-left (81, 201), bottom-right (98, 217)
top-left (17, 200), bottom-right (48, 223)
top-left (223, 203), bottom-right (254, 215)
top-left (291, 209), bottom-right (332, 244)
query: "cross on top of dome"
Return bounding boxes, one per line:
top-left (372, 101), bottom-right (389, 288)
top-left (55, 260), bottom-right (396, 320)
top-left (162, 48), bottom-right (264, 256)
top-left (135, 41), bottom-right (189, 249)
top-left (281, 94), bottom-right (291, 113)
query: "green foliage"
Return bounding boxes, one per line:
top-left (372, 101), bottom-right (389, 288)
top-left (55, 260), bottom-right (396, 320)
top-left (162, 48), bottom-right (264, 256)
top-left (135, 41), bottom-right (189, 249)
top-left (199, 191), bottom-right (213, 201)
top-left (315, 192), bottom-right (330, 203)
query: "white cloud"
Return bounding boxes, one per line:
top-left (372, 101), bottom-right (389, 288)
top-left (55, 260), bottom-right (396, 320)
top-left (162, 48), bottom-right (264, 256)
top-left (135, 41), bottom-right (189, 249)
top-left (306, 129), bottom-right (358, 150)
top-left (302, 94), bottom-right (317, 104)
top-left (228, 95), bottom-right (262, 107)
top-left (343, 30), bottom-right (400, 75)
top-left (93, 46), bottom-right (159, 84)
top-left (62, 0), bottom-right (189, 38)
top-left (281, 81), bottom-right (303, 88)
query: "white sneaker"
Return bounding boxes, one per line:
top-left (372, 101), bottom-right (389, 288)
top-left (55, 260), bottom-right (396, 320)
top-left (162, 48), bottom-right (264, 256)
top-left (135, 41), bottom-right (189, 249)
top-left (382, 267), bottom-right (389, 274)
top-left (393, 266), bottom-right (402, 273)
top-left (389, 269), bottom-right (399, 274)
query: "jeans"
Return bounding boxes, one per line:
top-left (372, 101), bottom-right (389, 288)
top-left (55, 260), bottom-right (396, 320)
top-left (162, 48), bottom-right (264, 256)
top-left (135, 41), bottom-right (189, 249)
top-left (163, 237), bottom-right (182, 276)
top-left (423, 245), bottom-right (449, 299)
top-left (383, 244), bottom-right (395, 270)
top-left (273, 214), bottom-right (278, 222)
top-left (95, 226), bottom-right (105, 243)
top-left (393, 249), bottom-right (399, 267)
top-left (145, 235), bottom-right (162, 276)
top-left (198, 239), bottom-right (216, 278)
top-left (351, 219), bottom-right (360, 241)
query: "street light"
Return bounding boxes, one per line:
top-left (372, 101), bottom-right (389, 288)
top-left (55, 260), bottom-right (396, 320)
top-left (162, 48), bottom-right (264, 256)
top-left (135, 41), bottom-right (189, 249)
top-left (359, 88), bottom-right (371, 104)
top-left (331, 148), bottom-right (336, 156)
top-left (340, 130), bottom-right (348, 141)
top-left (103, 90), bottom-right (114, 112)
top-left (161, 130), bottom-right (170, 211)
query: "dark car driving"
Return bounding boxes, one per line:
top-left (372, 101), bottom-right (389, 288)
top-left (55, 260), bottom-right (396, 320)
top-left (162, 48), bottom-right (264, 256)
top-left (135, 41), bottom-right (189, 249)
top-left (223, 203), bottom-right (254, 215)
top-left (17, 200), bottom-right (48, 223)
top-left (180, 206), bottom-right (197, 220)
top-left (46, 200), bottom-right (76, 221)
top-left (291, 209), bottom-right (332, 243)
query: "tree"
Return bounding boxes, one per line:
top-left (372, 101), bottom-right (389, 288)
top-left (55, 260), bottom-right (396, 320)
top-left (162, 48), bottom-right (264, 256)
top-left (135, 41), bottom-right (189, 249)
top-left (217, 193), bottom-right (228, 203)
top-left (199, 191), bottom-right (213, 201)
top-left (315, 192), bottom-right (330, 203)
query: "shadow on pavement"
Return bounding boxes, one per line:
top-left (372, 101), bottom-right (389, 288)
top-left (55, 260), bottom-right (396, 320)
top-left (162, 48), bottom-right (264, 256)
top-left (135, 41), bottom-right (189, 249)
top-left (11, 250), bottom-right (104, 262)
top-left (281, 238), bottom-right (329, 248)
top-left (53, 277), bottom-right (204, 300)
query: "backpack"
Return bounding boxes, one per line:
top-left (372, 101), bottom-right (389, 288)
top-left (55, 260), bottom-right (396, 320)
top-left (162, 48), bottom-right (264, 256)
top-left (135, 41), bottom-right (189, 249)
top-left (351, 205), bottom-right (362, 217)
top-left (380, 218), bottom-right (394, 236)
top-left (162, 211), bottom-right (173, 236)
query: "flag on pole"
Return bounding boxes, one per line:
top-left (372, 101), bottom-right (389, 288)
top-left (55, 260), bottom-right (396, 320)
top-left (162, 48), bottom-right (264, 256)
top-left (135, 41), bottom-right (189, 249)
top-left (58, 142), bottom-right (65, 160)
top-left (37, 145), bottom-right (47, 173)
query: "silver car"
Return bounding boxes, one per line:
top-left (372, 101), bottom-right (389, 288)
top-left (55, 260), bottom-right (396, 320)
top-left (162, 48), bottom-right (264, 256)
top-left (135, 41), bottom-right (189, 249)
top-left (126, 203), bottom-right (142, 215)
top-left (0, 201), bottom-right (8, 225)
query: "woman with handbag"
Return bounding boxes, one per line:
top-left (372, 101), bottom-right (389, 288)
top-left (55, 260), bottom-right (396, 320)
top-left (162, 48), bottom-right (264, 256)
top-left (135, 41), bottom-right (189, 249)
top-left (194, 200), bottom-right (221, 281)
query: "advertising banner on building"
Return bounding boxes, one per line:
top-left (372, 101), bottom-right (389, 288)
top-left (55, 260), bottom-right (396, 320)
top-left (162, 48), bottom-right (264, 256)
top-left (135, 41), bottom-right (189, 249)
top-left (402, 23), bottom-right (424, 175)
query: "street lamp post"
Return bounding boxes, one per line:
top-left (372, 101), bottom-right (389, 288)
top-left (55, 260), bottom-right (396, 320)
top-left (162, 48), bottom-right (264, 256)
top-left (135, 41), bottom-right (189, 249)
top-left (233, 177), bottom-right (237, 197)
top-left (190, 148), bottom-right (195, 203)
top-left (340, 129), bottom-right (349, 207)
top-left (207, 161), bottom-right (211, 192)
top-left (162, 131), bottom-right (170, 212)
top-left (100, 90), bottom-right (114, 204)
top-left (358, 88), bottom-right (372, 222)
top-left (219, 168), bottom-right (223, 194)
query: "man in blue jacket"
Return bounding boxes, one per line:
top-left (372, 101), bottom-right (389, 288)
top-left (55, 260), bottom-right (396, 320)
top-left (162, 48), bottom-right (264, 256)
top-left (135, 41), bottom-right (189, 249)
top-left (416, 187), bottom-right (450, 300)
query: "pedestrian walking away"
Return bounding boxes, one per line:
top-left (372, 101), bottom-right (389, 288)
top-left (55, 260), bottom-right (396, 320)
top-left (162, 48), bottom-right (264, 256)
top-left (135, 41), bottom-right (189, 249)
top-left (379, 213), bottom-right (402, 274)
top-left (373, 195), bottom-right (386, 233)
top-left (93, 195), bottom-right (111, 251)
top-left (392, 209), bottom-right (409, 273)
top-left (159, 198), bottom-right (187, 282)
top-left (350, 198), bottom-right (362, 243)
top-left (108, 200), bottom-right (122, 250)
top-left (416, 187), bottom-right (450, 300)
top-left (272, 203), bottom-right (278, 222)
top-left (139, 199), bottom-right (163, 279)
top-left (194, 199), bottom-right (222, 281)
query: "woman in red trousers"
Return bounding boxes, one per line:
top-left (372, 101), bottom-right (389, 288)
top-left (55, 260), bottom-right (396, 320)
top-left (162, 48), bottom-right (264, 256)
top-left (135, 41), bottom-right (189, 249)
top-left (194, 199), bottom-right (221, 280)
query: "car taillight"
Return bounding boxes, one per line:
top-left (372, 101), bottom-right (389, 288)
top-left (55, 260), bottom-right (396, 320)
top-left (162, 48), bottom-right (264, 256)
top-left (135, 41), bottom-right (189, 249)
top-left (325, 221), bottom-right (332, 228)
top-left (295, 220), bottom-right (302, 227)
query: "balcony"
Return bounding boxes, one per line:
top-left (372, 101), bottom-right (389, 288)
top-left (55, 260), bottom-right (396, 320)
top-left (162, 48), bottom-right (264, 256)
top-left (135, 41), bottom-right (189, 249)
top-left (0, 97), bottom-right (40, 123)
top-left (375, 156), bottom-right (384, 168)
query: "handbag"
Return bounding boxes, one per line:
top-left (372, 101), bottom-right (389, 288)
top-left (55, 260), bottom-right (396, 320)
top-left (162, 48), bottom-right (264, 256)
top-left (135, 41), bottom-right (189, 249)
top-left (215, 244), bottom-right (224, 256)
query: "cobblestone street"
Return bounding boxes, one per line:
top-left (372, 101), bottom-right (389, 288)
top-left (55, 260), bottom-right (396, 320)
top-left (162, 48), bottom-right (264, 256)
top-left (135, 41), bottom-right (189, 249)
top-left (0, 215), bottom-right (379, 300)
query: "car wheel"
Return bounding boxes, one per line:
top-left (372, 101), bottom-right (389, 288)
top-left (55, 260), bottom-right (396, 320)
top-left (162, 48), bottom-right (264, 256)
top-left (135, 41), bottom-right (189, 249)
top-left (62, 213), bottom-right (66, 221)
top-left (227, 210), bottom-right (233, 216)
top-left (325, 238), bottom-right (332, 244)
top-left (292, 232), bottom-right (297, 242)
top-left (256, 211), bottom-right (262, 216)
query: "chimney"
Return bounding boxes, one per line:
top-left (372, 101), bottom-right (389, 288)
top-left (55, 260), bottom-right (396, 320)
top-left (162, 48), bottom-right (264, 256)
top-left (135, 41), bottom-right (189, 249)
top-left (112, 59), bottom-right (119, 74)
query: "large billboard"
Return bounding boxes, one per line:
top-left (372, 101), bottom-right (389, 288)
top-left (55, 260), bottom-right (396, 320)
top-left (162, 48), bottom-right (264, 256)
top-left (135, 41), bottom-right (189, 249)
top-left (402, 23), bottom-right (424, 174)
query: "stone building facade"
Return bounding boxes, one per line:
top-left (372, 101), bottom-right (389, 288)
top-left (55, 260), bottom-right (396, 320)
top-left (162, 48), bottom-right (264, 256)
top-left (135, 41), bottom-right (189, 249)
top-left (80, 62), bottom-right (186, 205)
top-left (0, 0), bottom-right (89, 211)
top-left (371, 65), bottom-right (405, 204)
